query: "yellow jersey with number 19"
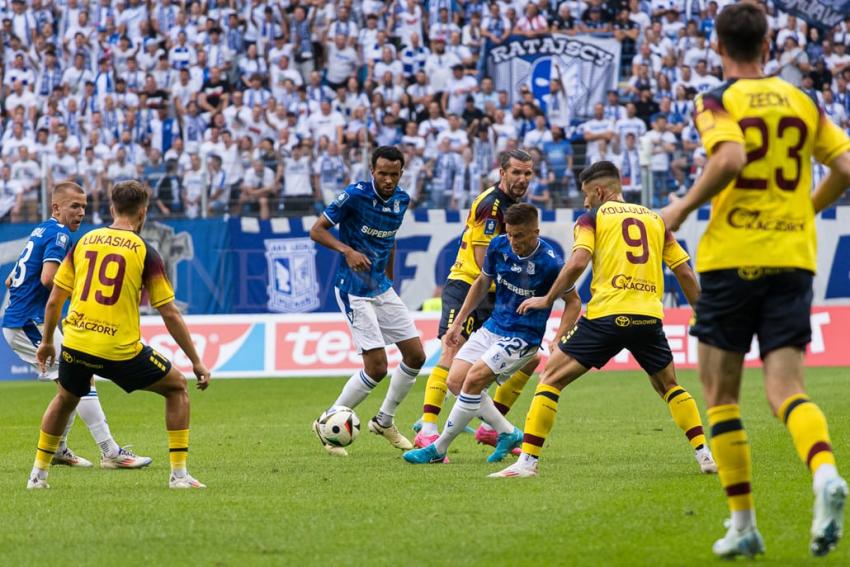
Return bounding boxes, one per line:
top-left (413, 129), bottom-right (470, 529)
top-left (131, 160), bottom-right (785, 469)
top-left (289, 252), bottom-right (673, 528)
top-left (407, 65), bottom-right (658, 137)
top-left (53, 227), bottom-right (175, 361)
top-left (573, 201), bottom-right (690, 320)
top-left (693, 77), bottom-right (850, 273)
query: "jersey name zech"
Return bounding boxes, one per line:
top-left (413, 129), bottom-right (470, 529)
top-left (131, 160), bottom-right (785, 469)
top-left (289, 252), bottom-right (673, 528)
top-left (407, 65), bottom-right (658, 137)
top-left (693, 77), bottom-right (850, 272)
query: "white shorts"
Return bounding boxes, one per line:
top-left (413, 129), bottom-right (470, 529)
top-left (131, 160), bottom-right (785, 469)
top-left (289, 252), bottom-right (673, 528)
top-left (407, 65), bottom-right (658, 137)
top-left (3, 324), bottom-right (63, 381)
top-left (335, 287), bottom-right (419, 354)
top-left (456, 327), bottom-right (538, 384)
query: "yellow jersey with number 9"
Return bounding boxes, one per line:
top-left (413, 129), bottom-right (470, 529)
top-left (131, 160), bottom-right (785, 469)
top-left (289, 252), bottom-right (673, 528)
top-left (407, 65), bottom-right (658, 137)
top-left (53, 227), bottom-right (175, 361)
top-left (573, 201), bottom-right (690, 320)
top-left (693, 77), bottom-right (850, 273)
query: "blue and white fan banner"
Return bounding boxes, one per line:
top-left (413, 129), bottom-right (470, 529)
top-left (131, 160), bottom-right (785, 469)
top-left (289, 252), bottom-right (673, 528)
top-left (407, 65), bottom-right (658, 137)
top-left (483, 34), bottom-right (621, 118)
top-left (774, 0), bottom-right (850, 30)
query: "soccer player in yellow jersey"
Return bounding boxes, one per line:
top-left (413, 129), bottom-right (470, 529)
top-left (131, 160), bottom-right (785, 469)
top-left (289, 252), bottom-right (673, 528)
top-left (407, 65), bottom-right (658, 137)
top-left (661, 3), bottom-right (849, 559)
top-left (491, 161), bottom-right (715, 480)
top-left (29, 180), bottom-right (211, 490)
top-left (414, 150), bottom-right (539, 450)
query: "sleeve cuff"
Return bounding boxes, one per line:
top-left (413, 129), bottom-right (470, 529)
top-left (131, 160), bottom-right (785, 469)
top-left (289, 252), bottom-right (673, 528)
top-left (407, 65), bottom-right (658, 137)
top-left (53, 280), bottom-right (73, 293)
top-left (150, 295), bottom-right (175, 308)
top-left (667, 256), bottom-right (689, 270)
top-left (322, 211), bottom-right (338, 226)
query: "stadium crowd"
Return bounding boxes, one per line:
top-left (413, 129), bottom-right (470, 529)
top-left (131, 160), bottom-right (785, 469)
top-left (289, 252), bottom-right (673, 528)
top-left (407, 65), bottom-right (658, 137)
top-left (1, 0), bottom-right (850, 223)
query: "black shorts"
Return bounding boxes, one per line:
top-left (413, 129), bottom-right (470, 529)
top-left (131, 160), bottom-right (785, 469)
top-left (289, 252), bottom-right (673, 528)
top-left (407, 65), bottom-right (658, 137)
top-left (691, 268), bottom-right (813, 358)
top-left (58, 345), bottom-right (172, 398)
top-left (437, 279), bottom-right (495, 339)
top-left (559, 315), bottom-right (673, 375)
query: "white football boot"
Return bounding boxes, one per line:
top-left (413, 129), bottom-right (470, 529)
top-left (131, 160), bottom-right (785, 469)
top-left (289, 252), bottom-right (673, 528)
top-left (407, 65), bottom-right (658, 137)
top-left (811, 476), bottom-right (848, 556)
top-left (712, 520), bottom-right (765, 559)
top-left (51, 447), bottom-right (93, 467)
top-left (169, 474), bottom-right (207, 489)
top-left (489, 459), bottom-right (539, 479)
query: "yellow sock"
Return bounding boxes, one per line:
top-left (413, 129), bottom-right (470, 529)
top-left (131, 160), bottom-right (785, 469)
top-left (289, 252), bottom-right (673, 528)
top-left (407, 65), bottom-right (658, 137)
top-left (708, 405), bottom-right (754, 513)
top-left (493, 369), bottom-right (532, 415)
top-left (521, 384), bottom-right (561, 458)
top-left (34, 430), bottom-right (62, 470)
top-left (778, 394), bottom-right (836, 473)
top-left (664, 385), bottom-right (707, 450)
top-left (168, 429), bottom-right (189, 473)
top-left (422, 366), bottom-right (449, 424)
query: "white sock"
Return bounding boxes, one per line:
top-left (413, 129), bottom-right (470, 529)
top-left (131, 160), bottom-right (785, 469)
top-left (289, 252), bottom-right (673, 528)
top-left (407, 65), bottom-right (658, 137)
top-left (477, 392), bottom-right (514, 434)
top-left (420, 421), bottom-right (439, 436)
top-left (434, 391), bottom-right (480, 454)
top-left (518, 452), bottom-right (538, 466)
top-left (171, 468), bottom-right (187, 479)
top-left (333, 370), bottom-right (379, 409)
top-left (30, 465), bottom-right (47, 480)
top-left (377, 362), bottom-right (420, 426)
top-left (731, 509), bottom-right (756, 531)
top-left (480, 422), bottom-right (495, 432)
top-left (76, 386), bottom-right (120, 458)
top-left (813, 463), bottom-right (839, 493)
top-left (58, 411), bottom-right (76, 452)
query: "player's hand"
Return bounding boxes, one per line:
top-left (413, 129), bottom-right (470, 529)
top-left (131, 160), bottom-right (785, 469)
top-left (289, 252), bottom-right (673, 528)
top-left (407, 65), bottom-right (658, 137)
top-left (517, 296), bottom-right (551, 315)
top-left (36, 343), bottom-right (55, 374)
top-left (193, 362), bottom-right (211, 391)
top-left (4, 273), bottom-right (11, 288)
top-left (444, 324), bottom-right (463, 348)
top-left (660, 194), bottom-right (689, 232)
top-left (344, 249), bottom-right (372, 272)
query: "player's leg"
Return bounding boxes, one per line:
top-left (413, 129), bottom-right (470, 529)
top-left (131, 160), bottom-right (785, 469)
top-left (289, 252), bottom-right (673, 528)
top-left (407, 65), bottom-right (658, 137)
top-left (697, 343), bottom-right (765, 557)
top-left (418, 281), bottom-right (473, 438)
top-left (2, 326), bottom-right (92, 468)
top-left (632, 319), bottom-right (715, 473)
top-left (689, 269), bottom-right (765, 557)
top-left (765, 348), bottom-right (847, 556)
top-left (143, 365), bottom-right (205, 488)
top-left (759, 269), bottom-right (846, 556)
top-left (491, 316), bottom-right (618, 478)
top-left (365, 290), bottom-right (426, 449)
top-left (27, 356), bottom-right (93, 489)
top-left (477, 353), bottom-right (539, 448)
top-left (367, 338), bottom-right (424, 450)
top-left (647, 363), bottom-right (716, 473)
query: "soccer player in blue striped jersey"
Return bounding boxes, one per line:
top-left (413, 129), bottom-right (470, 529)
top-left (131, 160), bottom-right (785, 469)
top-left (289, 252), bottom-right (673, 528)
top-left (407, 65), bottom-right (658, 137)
top-left (2, 182), bottom-right (151, 470)
top-left (310, 146), bottom-right (426, 456)
top-left (403, 203), bottom-right (580, 464)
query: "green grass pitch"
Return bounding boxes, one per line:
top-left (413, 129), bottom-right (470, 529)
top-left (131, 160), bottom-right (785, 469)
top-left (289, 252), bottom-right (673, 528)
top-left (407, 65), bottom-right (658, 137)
top-left (0, 368), bottom-right (848, 566)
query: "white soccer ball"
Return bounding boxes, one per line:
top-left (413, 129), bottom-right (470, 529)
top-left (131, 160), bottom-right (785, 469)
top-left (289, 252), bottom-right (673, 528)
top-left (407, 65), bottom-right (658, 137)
top-left (316, 406), bottom-right (360, 447)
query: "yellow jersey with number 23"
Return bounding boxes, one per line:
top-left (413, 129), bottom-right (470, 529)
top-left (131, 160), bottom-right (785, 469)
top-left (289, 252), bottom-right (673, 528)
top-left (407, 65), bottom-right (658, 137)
top-left (693, 77), bottom-right (850, 273)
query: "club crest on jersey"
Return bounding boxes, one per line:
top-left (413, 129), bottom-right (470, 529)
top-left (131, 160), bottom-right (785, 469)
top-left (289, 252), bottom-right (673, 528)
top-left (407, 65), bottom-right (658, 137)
top-left (527, 261), bottom-right (535, 275)
top-left (265, 238), bottom-right (321, 313)
top-left (393, 200), bottom-right (400, 214)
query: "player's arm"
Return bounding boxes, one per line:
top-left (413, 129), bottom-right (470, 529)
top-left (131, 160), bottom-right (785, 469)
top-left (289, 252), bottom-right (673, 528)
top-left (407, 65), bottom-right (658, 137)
top-left (671, 262), bottom-right (700, 308)
top-left (661, 141), bottom-right (746, 231)
top-left (156, 301), bottom-right (210, 390)
top-left (812, 152), bottom-right (850, 212)
top-left (517, 248), bottom-right (591, 314)
top-left (309, 215), bottom-right (371, 271)
top-left (39, 261), bottom-right (60, 289)
top-left (551, 286), bottom-right (581, 348)
top-left (472, 244), bottom-right (487, 269)
top-left (444, 272), bottom-right (493, 347)
top-left (386, 244), bottom-right (395, 280)
top-left (35, 284), bottom-right (71, 372)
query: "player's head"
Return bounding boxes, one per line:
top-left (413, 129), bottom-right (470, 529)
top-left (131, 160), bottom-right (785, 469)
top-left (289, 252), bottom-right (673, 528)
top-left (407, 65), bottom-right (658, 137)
top-left (370, 145), bottom-right (405, 199)
top-left (110, 180), bottom-right (149, 232)
top-left (503, 203), bottom-right (540, 257)
top-left (52, 181), bottom-right (87, 232)
top-left (715, 2), bottom-right (768, 64)
top-left (578, 161), bottom-right (623, 209)
top-left (499, 149), bottom-right (534, 201)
